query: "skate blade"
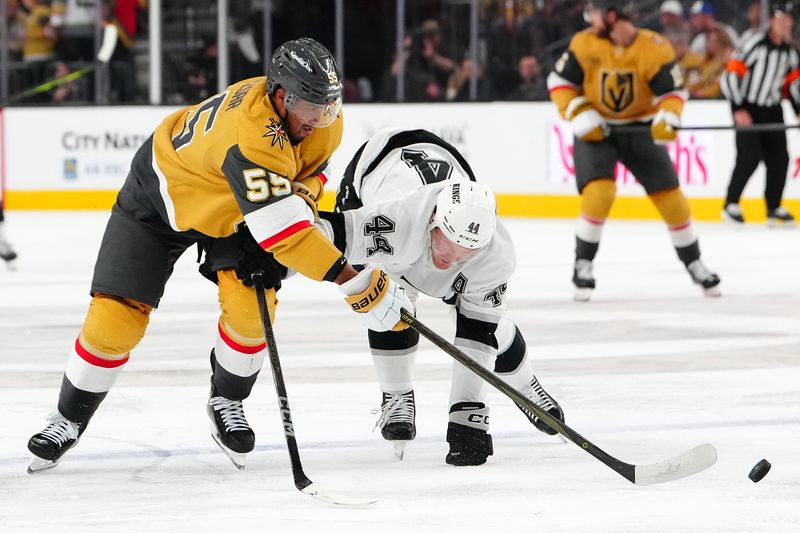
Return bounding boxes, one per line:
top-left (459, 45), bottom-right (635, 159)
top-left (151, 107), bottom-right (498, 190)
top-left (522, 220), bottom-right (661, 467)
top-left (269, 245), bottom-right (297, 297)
top-left (211, 431), bottom-right (247, 471)
top-left (767, 220), bottom-right (795, 229)
top-left (393, 441), bottom-right (409, 461)
top-left (27, 456), bottom-right (61, 474)
top-left (573, 288), bottom-right (593, 302)
top-left (703, 286), bottom-right (721, 298)
top-left (3, 258), bottom-right (17, 271)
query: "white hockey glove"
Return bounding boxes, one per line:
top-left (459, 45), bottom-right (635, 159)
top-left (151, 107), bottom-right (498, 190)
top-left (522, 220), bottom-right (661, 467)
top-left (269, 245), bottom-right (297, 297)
top-left (651, 108), bottom-right (680, 145)
top-left (566, 96), bottom-right (609, 142)
top-left (340, 266), bottom-right (413, 332)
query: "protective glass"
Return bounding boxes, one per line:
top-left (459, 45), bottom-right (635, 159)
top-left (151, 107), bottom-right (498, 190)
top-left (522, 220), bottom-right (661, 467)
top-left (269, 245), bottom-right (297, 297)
top-left (285, 94), bottom-right (342, 127)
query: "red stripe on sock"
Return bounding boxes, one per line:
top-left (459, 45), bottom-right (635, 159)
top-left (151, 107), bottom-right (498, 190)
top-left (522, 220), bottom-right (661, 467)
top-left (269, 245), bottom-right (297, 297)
top-left (580, 214), bottom-right (605, 226)
top-left (669, 222), bottom-right (691, 231)
top-left (218, 322), bottom-right (265, 354)
top-left (74, 338), bottom-right (129, 368)
top-left (317, 172), bottom-right (328, 185)
top-left (259, 220), bottom-right (312, 250)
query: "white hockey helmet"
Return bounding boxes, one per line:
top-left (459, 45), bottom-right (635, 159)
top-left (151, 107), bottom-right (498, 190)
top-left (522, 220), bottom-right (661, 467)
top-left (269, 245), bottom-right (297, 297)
top-left (430, 180), bottom-right (497, 249)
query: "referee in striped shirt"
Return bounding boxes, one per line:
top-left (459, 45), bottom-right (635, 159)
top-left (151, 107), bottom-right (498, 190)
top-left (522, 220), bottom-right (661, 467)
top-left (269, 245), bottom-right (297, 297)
top-left (720, 2), bottom-right (798, 226)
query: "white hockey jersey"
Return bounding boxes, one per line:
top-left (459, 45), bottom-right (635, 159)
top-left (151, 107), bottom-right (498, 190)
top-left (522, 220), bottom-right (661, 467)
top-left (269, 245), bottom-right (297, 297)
top-left (336, 127), bottom-right (516, 327)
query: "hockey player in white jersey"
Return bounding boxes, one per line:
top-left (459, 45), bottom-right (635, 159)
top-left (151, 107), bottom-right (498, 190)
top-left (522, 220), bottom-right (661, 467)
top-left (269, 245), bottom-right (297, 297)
top-left (320, 128), bottom-right (565, 466)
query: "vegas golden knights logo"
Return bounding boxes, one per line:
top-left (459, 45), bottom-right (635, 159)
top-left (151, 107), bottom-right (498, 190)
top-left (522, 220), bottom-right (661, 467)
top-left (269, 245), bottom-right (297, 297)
top-left (600, 70), bottom-right (634, 113)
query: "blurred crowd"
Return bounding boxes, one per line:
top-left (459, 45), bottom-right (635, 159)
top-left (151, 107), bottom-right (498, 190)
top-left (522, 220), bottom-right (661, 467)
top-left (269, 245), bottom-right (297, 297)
top-left (4, 0), bottom-right (146, 103)
top-left (1, 0), bottom-right (792, 105)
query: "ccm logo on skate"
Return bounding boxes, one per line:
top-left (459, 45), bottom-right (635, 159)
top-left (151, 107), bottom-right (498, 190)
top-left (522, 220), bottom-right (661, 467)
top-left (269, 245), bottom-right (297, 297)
top-left (468, 414), bottom-right (489, 424)
top-left (350, 271), bottom-right (388, 310)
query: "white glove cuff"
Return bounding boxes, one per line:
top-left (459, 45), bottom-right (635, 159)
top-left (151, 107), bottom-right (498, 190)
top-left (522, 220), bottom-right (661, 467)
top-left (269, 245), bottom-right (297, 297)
top-left (654, 109), bottom-right (680, 127)
top-left (339, 266), bottom-right (376, 295)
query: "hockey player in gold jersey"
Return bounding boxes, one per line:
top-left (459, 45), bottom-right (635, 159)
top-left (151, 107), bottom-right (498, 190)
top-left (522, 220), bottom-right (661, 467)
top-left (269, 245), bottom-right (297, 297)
top-left (27, 38), bottom-right (413, 472)
top-left (547, 1), bottom-right (721, 301)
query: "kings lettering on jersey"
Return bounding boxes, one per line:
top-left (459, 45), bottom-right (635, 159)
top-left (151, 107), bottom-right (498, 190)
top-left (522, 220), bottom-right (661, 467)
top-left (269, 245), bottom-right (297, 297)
top-left (548, 28), bottom-right (688, 123)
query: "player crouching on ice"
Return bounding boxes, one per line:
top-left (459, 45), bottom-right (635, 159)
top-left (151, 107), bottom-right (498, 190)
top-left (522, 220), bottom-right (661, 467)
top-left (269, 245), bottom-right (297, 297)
top-left (317, 128), bottom-right (565, 465)
top-left (547, 0), bottom-right (721, 301)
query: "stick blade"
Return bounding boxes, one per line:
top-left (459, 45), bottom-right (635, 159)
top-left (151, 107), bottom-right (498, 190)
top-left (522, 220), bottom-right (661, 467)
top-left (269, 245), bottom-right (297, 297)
top-left (634, 443), bottom-right (717, 486)
top-left (300, 482), bottom-right (378, 506)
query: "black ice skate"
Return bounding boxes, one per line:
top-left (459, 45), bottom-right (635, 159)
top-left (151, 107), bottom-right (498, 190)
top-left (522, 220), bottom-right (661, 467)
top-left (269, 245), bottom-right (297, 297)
top-left (722, 203), bottom-right (745, 225)
top-left (516, 375), bottom-right (565, 437)
top-left (686, 259), bottom-right (721, 297)
top-left (207, 381), bottom-right (255, 470)
top-left (446, 402), bottom-right (492, 466)
top-left (372, 390), bottom-right (416, 460)
top-left (572, 259), bottom-right (595, 302)
top-left (0, 235), bottom-right (17, 270)
top-left (27, 413), bottom-right (84, 474)
top-left (767, 206), bottom-right (795, 228)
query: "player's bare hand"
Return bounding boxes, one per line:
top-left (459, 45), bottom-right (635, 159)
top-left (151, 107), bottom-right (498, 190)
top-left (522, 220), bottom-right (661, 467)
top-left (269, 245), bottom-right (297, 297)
top-left (340, 266), bottom-right (413, 332)
top-left (733, 109), bottom-right (753, 127)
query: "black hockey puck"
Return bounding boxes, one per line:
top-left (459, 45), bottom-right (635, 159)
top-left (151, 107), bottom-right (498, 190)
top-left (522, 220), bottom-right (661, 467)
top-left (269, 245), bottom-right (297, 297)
top-left (748, 459), bottom-right (771, 482)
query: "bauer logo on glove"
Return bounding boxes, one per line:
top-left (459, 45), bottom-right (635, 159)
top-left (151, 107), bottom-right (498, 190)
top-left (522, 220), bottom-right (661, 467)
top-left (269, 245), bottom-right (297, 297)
top-left (340, 266), bottom-right (413, 332)
top-left (348, 269), bottom-right (388, 310)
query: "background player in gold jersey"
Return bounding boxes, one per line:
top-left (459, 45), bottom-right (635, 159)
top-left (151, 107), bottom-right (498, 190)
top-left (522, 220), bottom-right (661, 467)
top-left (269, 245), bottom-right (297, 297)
top-left (547, 1), bottom-right (721, 302)
top-left (26, 38), bottom-right (412, 472)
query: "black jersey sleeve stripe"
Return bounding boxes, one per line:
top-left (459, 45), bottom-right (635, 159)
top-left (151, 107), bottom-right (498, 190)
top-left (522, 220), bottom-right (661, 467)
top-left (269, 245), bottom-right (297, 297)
top-left (649, 61), bottom-right (683, 96)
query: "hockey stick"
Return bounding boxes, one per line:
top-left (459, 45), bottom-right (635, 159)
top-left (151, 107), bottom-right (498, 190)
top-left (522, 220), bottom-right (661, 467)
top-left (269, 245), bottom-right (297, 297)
top-left (5, 24), bottom-right (118, 104)
top-left (400, 309), bottom-right (718, 486)
top-left (613, 123), bottom-right (800, 133)
top-left (251, 271), bottom-right (377, 506)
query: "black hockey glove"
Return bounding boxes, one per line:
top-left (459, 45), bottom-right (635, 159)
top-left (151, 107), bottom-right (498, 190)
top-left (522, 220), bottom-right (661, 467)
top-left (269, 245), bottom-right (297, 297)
top-left (198, 226), bottom-right (287, 289)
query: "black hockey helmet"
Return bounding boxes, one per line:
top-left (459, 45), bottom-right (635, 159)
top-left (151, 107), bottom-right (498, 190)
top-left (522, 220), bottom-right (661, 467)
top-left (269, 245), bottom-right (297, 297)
top-left (267, 38), bottom-right (343, 127)
top-left (771, 2), bottom-right (794, 17)
top-left (584, 0), bottom-right (635, 19)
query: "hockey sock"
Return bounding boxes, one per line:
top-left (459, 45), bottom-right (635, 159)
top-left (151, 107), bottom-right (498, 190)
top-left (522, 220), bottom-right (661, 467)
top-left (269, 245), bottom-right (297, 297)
top-left (576, 178), bottom-right (615, 260)
top-left (213, 320), bottom-right (267, 401)
top-left (368, 327), bottom-right (419, 393)
top-left (493, 321), bottom-right (532, 390)
top-left (59, 337), bottom-right (128, 423)
top-left (668, 221), bottom-right (701, 266)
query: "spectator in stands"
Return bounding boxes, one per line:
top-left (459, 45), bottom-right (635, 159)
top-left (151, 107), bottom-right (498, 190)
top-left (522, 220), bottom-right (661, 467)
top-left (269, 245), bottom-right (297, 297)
top-left (506, 54), bottom-right (548, 101)
top-left (6, 0), bottom-right (25, 62)
top-left (182, 37), bottom-right (217, 103)
top-left (403, 19), bottom-right (457, 102)
top-left (19, 0), bottom-right (57, 97)
top-left (106, 0), bottom-right (147, 103)
top-left (740, 1), bottom-right (763, 43)
top-left (689, 1), bottom-right (739, 55)
top-left (664, 26), bottom-right (705, 91)
top-left (52, 0), bottom-right (96, 63)
top-left (445, 57), bottom-right (491, 102)
top-left (686, 27), bottom-right (734, 99)
top-left (51, 0), bottom-right (98, 100)
top-left (485, 0), bottom-right (533, 100)
top-left (659, 0), bottom-right (687, 33)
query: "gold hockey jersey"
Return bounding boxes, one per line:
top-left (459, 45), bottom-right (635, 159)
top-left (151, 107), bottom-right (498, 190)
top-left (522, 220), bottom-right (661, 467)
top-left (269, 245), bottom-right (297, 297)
top-left (132, 76), bottom-right (345, 282)
top-left (547, 28), bottom-right (687, 123)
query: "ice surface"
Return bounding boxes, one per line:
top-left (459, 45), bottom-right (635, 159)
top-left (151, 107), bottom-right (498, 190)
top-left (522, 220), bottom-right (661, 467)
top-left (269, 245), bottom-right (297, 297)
top-left (1, 212), bottom-right (798, 532)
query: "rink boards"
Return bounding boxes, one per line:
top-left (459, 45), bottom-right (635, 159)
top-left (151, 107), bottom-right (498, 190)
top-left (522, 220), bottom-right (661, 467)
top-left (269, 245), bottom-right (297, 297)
top-left (1, 101), bottom-right (799, 221)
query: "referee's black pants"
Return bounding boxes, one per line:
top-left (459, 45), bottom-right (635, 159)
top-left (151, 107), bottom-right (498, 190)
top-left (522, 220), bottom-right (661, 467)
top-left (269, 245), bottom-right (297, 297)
top-left (725, 105), bottom-right (789, 211)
